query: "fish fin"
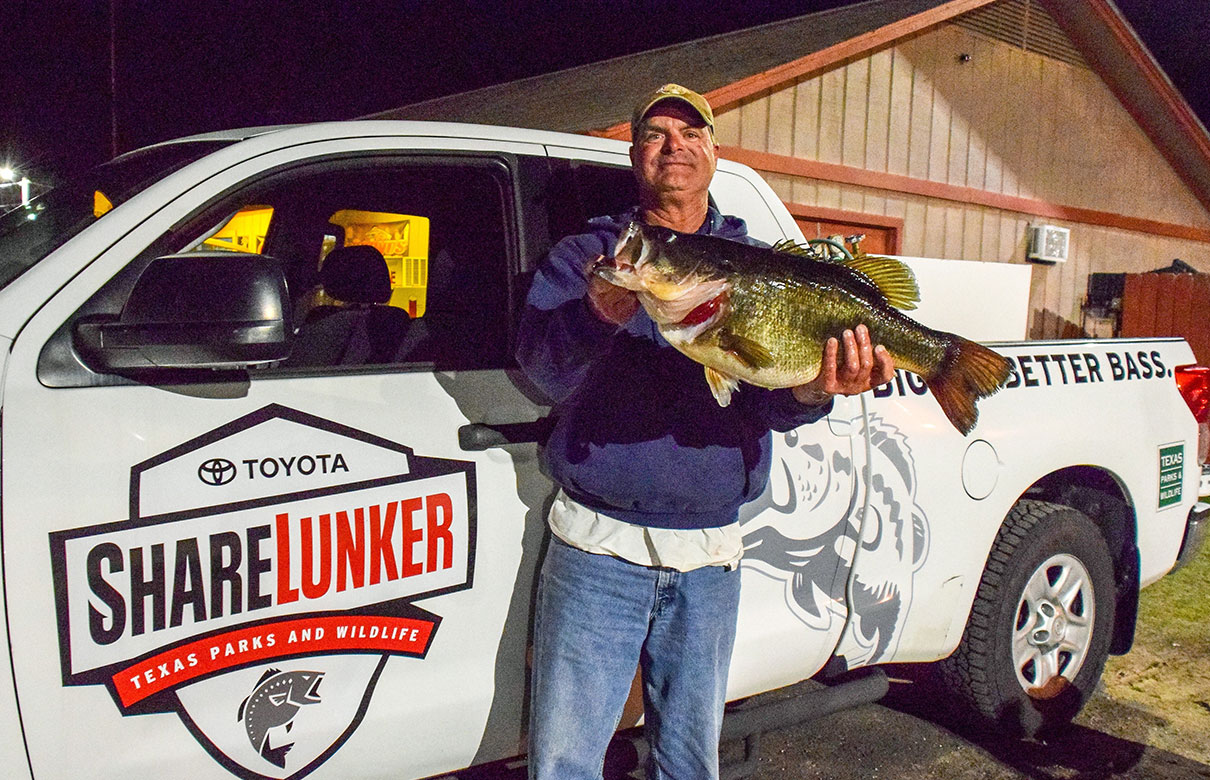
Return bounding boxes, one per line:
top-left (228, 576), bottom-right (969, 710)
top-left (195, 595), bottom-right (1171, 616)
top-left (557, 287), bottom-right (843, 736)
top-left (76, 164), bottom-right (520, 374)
top-left (261, 735), bottom-right (293, 769)
top-left (924, 337), bottom-right (1014, 435)
top-left (238, 696), bottom-right (249, 722)
top-left (256, 668), bottom-right (281, 686)
top-left (718, 329), bottom-right (775, 370)
top-left (840, 252), bottom-right (920, 311)
top-left (770, 239), bottom-right (815, 257)
top-left (770, 242), bottom-right (920, 311)
top-left (705, 367), bottom-right (740, 407)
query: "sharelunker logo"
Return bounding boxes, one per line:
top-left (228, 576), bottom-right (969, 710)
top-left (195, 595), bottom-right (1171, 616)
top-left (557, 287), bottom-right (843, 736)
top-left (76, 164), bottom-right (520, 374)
top-left (49, 405), bottom-right (476, 780)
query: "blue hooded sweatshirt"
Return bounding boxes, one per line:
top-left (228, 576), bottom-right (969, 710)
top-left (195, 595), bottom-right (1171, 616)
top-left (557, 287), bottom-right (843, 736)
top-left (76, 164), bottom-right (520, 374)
top-left (516, 207), bottom-right (831, 529)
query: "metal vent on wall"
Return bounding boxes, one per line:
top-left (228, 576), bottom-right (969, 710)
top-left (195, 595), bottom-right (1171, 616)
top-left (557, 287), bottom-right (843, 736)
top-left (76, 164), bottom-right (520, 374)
top-left (953, 0), bottom-right (1087, 68)
top-left (1027, 224), bottom-right (1071, 263)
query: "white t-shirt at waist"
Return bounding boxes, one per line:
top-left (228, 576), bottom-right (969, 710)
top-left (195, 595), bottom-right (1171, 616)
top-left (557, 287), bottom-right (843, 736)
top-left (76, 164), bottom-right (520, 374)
top-left (548, 491), bottom-right (744, 572)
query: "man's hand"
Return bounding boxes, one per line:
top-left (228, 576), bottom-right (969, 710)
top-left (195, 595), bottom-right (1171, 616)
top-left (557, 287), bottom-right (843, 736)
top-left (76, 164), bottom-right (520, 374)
top-left (792, 324), bottom-right (895, 405)
top-left (586, 269), bottom-right (640, 325)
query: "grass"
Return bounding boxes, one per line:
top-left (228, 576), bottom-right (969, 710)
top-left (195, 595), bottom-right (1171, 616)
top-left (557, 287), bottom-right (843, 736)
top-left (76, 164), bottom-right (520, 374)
top-left (1084, 524), bottom-right (1210, 763)
top-left (1134, 532), bottom-right (1210, 629)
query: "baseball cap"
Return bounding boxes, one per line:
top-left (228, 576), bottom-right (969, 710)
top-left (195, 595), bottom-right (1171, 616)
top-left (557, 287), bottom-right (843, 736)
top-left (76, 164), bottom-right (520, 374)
top-left (630, 84), bottom-right (715, 137)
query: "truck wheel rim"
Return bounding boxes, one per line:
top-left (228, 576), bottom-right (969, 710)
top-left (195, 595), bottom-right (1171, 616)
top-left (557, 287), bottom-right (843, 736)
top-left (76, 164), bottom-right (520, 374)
top-left (1012, 553), bottom-right (1095, 695)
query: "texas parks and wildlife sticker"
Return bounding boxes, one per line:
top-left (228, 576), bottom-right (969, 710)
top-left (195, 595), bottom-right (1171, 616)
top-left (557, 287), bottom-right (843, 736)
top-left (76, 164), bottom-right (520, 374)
top-left (49, 404), bottom-right (476, 779)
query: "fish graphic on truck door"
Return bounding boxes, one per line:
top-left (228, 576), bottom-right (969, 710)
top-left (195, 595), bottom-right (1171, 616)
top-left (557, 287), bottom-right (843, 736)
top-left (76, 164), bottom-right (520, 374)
top-left (741, 415), bottom-right (930, 665)
top-left (238, 669), bottom-right (325, 768)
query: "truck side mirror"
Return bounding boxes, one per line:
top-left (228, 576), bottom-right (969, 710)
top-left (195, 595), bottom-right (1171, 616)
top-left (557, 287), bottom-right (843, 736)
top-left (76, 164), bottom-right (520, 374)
top-left (74, 252), bottom-right (293, 371)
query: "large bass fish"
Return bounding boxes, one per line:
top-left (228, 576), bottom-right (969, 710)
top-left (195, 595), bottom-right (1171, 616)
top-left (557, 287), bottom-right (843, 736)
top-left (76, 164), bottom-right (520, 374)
top-left (594, 222), bottom-right (1013, 435)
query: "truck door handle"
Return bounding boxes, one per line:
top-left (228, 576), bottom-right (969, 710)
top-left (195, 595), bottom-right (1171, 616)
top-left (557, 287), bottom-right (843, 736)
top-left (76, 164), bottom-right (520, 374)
top-left (458, 418), bottom-right (553, 450)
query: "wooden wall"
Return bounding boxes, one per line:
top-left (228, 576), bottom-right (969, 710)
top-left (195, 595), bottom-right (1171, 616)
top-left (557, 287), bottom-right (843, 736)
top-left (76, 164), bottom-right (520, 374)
top-left (713, 21), bottom-right (1210, 339)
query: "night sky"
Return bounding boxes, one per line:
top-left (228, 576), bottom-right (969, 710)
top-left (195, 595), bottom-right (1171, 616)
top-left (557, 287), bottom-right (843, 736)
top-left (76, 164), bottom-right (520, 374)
top-left (1, 0), bottom-right (1207, 189)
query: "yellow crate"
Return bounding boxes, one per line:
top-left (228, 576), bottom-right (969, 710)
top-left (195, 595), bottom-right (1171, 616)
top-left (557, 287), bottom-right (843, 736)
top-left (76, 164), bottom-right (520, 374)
top-left (329, 210), bottom-right (430, 317)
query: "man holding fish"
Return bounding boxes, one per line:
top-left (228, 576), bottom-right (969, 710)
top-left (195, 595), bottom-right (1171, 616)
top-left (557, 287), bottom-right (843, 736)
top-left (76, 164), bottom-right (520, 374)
top-left (517, 83), bottom-right (899, 780)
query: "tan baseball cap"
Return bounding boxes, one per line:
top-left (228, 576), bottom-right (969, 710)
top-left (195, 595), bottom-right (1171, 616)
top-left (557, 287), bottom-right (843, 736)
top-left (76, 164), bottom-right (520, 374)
top-left (630, 83), bottom-right (715, 137)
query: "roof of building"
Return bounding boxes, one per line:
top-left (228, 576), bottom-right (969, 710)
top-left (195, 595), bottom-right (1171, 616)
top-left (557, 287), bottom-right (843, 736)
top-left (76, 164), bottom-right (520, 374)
top-left (363, 0), bottom-right (946, 133)
top-left (364, 0), bottom-right (1210, 212)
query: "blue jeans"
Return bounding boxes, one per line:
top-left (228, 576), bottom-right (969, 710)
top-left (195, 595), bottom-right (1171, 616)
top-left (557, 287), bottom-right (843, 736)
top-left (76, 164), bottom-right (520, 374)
top-left (528, 537), bottom-right (741, 780)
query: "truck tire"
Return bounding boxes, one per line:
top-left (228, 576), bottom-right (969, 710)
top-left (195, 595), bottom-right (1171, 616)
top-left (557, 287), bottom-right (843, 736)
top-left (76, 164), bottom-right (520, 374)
top-left (938, 499), bottom-right (1116, 737)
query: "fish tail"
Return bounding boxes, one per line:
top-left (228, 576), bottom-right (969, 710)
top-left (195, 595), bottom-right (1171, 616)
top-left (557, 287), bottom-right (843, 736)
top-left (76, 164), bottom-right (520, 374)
top-left (924, 338), bottom-right (1013, 435)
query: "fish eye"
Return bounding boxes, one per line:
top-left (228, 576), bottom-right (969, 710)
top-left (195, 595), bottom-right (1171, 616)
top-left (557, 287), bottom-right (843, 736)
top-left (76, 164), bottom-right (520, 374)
top-left (784, 430), bottom-right (799, 447)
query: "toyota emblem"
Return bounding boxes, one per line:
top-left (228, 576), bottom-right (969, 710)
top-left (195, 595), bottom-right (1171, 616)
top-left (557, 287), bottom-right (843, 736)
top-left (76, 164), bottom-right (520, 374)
top-left (198, 458), bottom-right (237, 486)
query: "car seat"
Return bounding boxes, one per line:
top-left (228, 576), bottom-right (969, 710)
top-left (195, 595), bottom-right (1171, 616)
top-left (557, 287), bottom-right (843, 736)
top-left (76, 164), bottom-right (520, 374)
top-left (286, 245), bottom-right (410, 366)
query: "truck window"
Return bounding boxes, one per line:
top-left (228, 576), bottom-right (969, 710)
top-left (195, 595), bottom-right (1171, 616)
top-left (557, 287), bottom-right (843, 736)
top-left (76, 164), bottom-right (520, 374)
top-left (193, 205), bottom-right (275, 254)
top-left (265, 161), bottom-right (512, 371)
top-left (38, 155), bottom-right (516, 387)
top-left (0, 140), bottom-right (233, 293)
top-left (544, 160), bottom-right (638, 243)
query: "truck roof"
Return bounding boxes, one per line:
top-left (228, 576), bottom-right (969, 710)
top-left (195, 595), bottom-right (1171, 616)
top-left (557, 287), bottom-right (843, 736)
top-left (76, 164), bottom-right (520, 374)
top-left (118, 120), bottom-right (635, 161)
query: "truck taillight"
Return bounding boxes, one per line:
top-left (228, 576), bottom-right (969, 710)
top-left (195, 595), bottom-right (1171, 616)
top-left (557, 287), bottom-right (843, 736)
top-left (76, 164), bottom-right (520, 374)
top-left (1176, 365), bottom-right (1210, 421)
top-left (1175, 364), bottom-right (1210, 465)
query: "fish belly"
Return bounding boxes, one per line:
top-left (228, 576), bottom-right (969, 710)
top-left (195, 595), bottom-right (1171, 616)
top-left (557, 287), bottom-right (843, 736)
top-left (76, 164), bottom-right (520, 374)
top-left (684, 280), bottom-right (832, 388)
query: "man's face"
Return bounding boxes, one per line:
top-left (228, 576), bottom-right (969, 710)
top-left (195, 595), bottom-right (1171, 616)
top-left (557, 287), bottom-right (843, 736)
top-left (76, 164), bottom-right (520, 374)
top-left (629, 102), bottom-right (718, 201)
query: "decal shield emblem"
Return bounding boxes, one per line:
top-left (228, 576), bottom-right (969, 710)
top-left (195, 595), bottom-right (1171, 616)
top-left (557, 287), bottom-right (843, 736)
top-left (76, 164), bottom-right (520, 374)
top-left (50, 405), bottom-right (476, 779)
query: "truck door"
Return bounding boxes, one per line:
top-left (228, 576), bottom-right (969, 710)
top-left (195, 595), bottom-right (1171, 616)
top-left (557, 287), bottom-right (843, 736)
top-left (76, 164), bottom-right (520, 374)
top-left (1, 139), bottom-right (550, 780)
top-left (730, 395), bottom-right (861, 693)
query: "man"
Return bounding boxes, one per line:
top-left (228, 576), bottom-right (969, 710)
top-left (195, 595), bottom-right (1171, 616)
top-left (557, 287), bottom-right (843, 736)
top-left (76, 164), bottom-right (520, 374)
top-left (516, 83), bottom-right (894, 779)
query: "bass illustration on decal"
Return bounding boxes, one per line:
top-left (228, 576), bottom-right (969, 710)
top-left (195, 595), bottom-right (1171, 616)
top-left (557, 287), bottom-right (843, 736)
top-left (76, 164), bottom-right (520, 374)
top-left (48, 404), bottom-right (477, 780)
top-left (239, 669), bottom-right (325, 768)
top-left (741, 415), bottom-right (929, 665)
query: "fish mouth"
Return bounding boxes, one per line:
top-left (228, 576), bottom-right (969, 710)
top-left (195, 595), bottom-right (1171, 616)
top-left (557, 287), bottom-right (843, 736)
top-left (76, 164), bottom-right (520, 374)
top-left (591, 222), bottom-right (650, 291)
top-left (613, 221), bottom-right (645, 266)
top-left (591, 255), bottom-right (644, 290)
top-left (303, 674), bottom-right (323, 703)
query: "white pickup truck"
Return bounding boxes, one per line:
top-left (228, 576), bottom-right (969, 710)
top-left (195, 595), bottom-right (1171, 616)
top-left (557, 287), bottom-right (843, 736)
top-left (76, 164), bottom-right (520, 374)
top-left (0, 121), bottom-right (1206, 780)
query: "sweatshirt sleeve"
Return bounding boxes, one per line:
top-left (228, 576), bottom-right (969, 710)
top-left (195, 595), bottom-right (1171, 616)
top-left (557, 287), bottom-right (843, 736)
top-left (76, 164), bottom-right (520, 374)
top-left (515, 229), bottom-right (620, 403)
top-left (738, 386), bottom-right (834, 433)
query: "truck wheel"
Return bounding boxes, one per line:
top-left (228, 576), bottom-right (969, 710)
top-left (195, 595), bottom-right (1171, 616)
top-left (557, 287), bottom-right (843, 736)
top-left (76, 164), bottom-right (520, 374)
top-left (938, 499), bottom-right (1116, 737)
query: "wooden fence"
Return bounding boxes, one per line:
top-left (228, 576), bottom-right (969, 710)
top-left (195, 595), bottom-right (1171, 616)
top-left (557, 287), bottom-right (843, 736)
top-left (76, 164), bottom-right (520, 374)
top-left (1119, 273), bottom-right (1210, 365)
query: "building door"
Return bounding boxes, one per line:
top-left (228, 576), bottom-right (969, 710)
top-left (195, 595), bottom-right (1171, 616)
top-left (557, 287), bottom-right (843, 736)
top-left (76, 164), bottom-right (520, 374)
top-left (789, 205), bottom-right (903, 255)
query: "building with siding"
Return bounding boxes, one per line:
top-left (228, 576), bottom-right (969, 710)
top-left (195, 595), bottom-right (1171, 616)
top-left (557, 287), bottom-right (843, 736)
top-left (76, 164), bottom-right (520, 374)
top-left (368, 0), bottom-right (1210, 344)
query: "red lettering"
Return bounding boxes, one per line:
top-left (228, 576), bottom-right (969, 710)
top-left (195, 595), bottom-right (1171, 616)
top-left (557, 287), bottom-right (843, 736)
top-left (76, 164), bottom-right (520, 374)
top-left (369, 502), bottom-right (399, 585)
top-left (426, 493), bottom-right (454, 572)
top-left (273, 494), bottom-right (456, 602)
top-left (301, 513), bottom-right (332, 600)
top-left (336, 508), bottom-right (365, 592)
top-left (400, 497), bottom-right (424, 578)
top-left (275, 513), bottom-right (299, 604)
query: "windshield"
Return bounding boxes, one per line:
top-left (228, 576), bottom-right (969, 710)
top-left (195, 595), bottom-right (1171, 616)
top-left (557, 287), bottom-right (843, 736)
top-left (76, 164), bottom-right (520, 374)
top-left (0, 140), bottom-right (236, 292)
